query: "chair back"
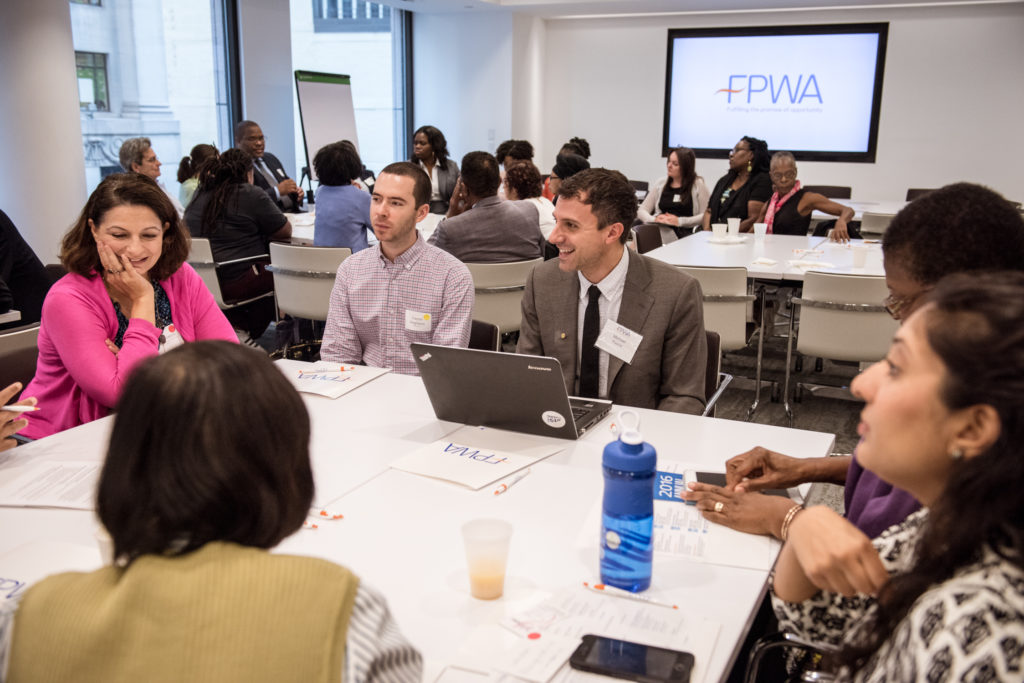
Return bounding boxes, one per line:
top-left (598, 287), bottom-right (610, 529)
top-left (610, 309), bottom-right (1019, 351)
top-left (465, 258), bottom-right (542, 334)
top-left (632, 223), bottom-right (663, 255)
top-left (677, 266), bottom-right (753, 352)
top-left (859, 211), bottom-right (893, 236)
top-left (266, 242), bottom-right (351, 321)
top-left (802, 185), bottom-right (851, 199)
top-left (702, 329), bottom-right (733, 418)
top-left (0, 323), bottom-right (41, 389)
top-left (469, 319), bottom-right (500, 351)
top-left (187, 237), bottom-right (230, 308)
top-left (795, 271), bottom-right (896, 362)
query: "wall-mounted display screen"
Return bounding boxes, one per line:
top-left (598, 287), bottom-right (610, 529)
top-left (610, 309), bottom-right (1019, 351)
top-left (662, 23), bottom-right (888, 162)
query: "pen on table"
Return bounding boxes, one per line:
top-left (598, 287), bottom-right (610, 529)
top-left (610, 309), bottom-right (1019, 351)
top-left (2, 405), bottom-right (38, 413)
top-left (582, 581), bottom-right (679, 610)
top-left (494, 468), bottom-right (531, 495)
top-left (298, 367), bottom-right (351, 375)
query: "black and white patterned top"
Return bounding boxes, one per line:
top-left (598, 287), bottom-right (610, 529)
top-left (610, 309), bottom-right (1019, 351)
top-left (772, 509), bottom-right (1024, 682)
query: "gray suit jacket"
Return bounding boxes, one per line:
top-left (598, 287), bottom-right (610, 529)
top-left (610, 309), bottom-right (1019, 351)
top-left (517, 249), bottom-right (707, 414)
top-left (428, 196), bottom-right (543, 263)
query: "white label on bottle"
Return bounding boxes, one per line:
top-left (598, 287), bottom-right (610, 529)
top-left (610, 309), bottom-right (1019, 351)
top-left (605, 530), bottom-right (622, 550)
top-left (541, 411), bottom-right (566, 428)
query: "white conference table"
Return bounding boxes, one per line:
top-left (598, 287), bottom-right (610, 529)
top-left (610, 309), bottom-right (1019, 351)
top-left (810, 198), bottom-right (907, 222)
top-left (0, 363), bottom-right (835, 682)
top-left (647, 231), bottom-right (885, 281)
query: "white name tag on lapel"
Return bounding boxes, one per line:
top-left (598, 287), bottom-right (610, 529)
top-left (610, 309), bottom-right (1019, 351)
top-left (405, 309), bottom-right (432, 332)
top-left (276, 168), bottom-right (285, 177)
top-left (595, 320), bottom-right (642, 364)
top-left (158, 324), bottom-right (185, 354)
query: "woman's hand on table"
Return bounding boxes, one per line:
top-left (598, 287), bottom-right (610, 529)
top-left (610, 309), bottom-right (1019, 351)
top-left (682, 482), bottom-right (796, 538)
top-left (725, 446), bottom-right (806, 490)
top-left (1, 382), bottom-right (36, 451)
top-left (829, 220), bottom-right (851, 243)
top-left (654, 213), bottom-right (678, 225)
top-left (784, 506), bottom-right (889, 598)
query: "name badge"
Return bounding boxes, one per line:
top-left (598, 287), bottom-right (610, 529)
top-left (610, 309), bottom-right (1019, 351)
top-left (405, 310), bottom-right (432, 332)
top-left (673, 194), bottom-right (682, 203)
top-left (275, 168), bottom-right (285, 177)
top-left (159, 324), bottom-right (185, 354)
top-left (595, 320), bottom-right (642, 364)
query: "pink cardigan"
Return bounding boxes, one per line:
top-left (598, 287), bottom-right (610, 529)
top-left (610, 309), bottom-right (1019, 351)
top-left (21, 264), bottom-right (237, 439)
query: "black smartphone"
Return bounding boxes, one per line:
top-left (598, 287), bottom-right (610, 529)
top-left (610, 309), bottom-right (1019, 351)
top-left (692, 471), bottom-right (792, 499)
top-left (569, 634), bottom-right (694, 683)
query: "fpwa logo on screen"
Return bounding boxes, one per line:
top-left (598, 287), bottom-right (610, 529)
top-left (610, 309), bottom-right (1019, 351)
top-left (715, 74), bottom-right (823, 105)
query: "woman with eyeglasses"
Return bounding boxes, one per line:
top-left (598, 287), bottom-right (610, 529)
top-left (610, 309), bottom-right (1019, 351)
top-left (770, 271), bottom-right (1024, 680)
top-left (701, 135), bottom-right (771, 233)
top-left (683, 183), bottom-right (1024, 540)
top-left (753, 151), bottom-right (855, 241)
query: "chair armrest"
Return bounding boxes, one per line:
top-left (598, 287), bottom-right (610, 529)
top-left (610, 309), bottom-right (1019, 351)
top-left (745, 631), bottom-right (839, 683)
top-left (702, 372), bottom-right (733, 417)
top-left (792, 298), bottom-right (887, 313)
top-left (264, 265), bottom-right (336, 279)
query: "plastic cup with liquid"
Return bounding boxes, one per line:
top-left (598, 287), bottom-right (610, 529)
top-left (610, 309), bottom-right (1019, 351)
top-left (462, 518), bottom-right (513, 600)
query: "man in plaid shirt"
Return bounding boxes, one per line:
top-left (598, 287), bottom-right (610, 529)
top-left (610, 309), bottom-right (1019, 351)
top-left (321, 162), bottom-right (474, 376)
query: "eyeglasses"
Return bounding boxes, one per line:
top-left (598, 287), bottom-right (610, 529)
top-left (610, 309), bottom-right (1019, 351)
top-left (769, 171), bottom-right (797, 180)
top-left (883, 288), bottom-right (930, 321)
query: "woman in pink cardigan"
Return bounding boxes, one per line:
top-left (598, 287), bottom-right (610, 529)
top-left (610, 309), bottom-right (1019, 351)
top-left (21, 173), bottom-right (237, 439)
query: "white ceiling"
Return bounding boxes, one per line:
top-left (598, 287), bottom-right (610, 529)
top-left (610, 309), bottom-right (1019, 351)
top-left (382, 0), bottom-right (1016, 18)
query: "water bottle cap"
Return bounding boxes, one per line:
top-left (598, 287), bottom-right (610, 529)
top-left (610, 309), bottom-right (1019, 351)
top-left (603, 410), bottom-right (655, 470)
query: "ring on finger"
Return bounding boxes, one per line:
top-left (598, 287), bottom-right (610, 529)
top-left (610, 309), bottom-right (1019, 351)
top-left (714, 501), bottom-right (724, 513)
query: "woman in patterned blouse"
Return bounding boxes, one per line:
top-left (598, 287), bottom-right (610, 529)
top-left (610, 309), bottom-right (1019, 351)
top-left (772, 272), bottom-right (1024, 681)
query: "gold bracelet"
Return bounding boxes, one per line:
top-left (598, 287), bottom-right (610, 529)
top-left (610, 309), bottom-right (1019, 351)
top-left (780, 503), bottom-right (804, 541)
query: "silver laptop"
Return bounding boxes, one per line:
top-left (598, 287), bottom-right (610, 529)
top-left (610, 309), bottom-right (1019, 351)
top-left (411, 343), bottom-right (612, 440)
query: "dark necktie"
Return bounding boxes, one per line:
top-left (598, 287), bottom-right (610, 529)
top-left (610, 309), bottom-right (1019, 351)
top-left (579, 284), bottom-right (601, 398)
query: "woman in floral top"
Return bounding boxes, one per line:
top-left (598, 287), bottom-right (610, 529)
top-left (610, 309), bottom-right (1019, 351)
top-left (772, 272), bottom-right (1024, 681)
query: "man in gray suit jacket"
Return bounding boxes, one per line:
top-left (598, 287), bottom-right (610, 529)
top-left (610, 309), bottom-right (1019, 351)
top-left (517, 168), bottom-right (707, 414)
top-left (428, 151), bottom-right (544, 263)
top-left (236, 120), bottom-right (304, 212)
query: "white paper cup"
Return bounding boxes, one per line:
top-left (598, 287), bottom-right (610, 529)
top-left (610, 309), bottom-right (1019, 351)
top-left (727, 217), bottom-right (741, 235)
top-left (712, 223), bottom-right (727, 239)
top-left (852, 244), bottom-right (869, 269)
top-left (753, 223), bottom-right (768, 237)
top-left (462, 518), bottom-right (513, 600)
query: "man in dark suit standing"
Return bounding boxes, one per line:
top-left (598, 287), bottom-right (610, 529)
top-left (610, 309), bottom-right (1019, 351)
top-left (235, 120), bottom-right (305, 212)
top-left (517, 168), bottom-right (707, 414)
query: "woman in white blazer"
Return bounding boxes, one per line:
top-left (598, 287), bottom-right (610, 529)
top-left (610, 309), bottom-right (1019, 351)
top-left (637, 147), bottom-right (709, 239)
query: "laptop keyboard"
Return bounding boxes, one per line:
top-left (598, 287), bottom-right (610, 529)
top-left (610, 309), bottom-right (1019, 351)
top-left (570, 404), bottom-right (592, 420)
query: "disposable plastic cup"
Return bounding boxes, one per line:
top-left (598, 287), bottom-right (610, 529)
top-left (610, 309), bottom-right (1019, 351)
top-left (712, 223), bottom-right (727, 239)
top-left (852, 244), bottom-right (869, 269)
top-left (462, 518), bottom-right (513, 600)
top-left (753, 223), bottom-right (768, 237)
top-left (727, 217), bottom-right (741, 235)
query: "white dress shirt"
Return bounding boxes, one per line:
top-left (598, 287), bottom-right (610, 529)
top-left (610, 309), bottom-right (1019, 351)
top-left (575, 246), bottom-right (629, 398)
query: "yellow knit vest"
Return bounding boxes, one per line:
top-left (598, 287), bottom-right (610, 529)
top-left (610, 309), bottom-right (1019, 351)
top-left (8, 541), bottom-right (358, 683)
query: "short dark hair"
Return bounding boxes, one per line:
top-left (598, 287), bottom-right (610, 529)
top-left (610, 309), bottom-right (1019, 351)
top-left (234, 119), bottom-right (259, 144)
top-left (882, 182), bottom-right (1024, 286)
top-left (557, 168), bottom-right (637, 244)
top-left (60, 173), bottom-right (189, 281)
top-left (411, 125), bottom-right (450, 166)
top-left (379, 161), bottom-right (431, 209)
top-left (496, 139), bottom-right (533, 163)
top-left (504, 161), bottom-right (543, 199)
top-left (98, 341), bottom-right (313, 565)
top-left (560, 137), bottom-right (591, 159)
top-left (313, 140), bottom-right (363, 187)
top-left (460, 151), bottom-right (501, 198)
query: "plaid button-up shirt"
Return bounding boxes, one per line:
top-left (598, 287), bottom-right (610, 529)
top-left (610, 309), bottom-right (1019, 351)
top-left (321, 235), bottom-right (474, 375)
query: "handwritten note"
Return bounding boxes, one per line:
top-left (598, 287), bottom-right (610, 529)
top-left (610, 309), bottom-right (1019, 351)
top-left (285, 362), bottom-right (390, 399)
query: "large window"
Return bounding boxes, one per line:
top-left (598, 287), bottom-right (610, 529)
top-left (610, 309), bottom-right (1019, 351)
top-left (290, 0), bottom-right (409, 180)
top-left (70, 0), bottom-right (237, 196)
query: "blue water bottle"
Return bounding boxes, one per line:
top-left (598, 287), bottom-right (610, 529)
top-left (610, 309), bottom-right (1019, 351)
top-left (600, 410), bottom-right (655, 592)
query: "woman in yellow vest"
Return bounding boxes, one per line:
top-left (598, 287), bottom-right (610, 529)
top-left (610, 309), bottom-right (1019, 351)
top-left (3, 341), bottom-right (421, 682)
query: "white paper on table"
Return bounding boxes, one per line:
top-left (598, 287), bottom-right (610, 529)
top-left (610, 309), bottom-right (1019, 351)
top-left (750, 257), bottom-right (778, 266)
top-left (788, 259), bottom-right (836, 271)
top-left (1, 541), bottom-right (102, 604)
top-left (498, 586), bottom-right (719, 683)
top-left (390, 425), bottom-right (564, 490)
top-left (282, 362), bottom-right (390, 399)
top-left (0, 461), bottom-right (100, 509)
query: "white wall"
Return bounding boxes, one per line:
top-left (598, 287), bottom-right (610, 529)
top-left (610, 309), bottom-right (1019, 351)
top-left (0, 0), bottom-right (87, 262)
top-left (541, 4), bottom-right (1024, 201)
top-left (238, 0), bottom-right (296, 171)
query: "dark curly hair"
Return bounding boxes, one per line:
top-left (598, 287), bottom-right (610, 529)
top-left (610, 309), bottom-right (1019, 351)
top-left (837, 271), bottom-right (1024, 672)
top-left (313, 140), bottom-right (363, 187)
top-left (741, 135), bottom-right (770, 174)
top-left (560, 137), bottom-right (591, 159)
top-left (411, 125), bottom-right (450, 167)
top-left (196, 148), bottom-right (253, 238)
top-left (504, 160), bottom-right (543, 200)
top-left (882, 182), bottom-right (1024, 286)
top-left (557, 168), bottom-right (637, 244)
top-left (496, 139), bottom-right (534, 164)
top-left (60, 173), bottom-right (189, 282)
